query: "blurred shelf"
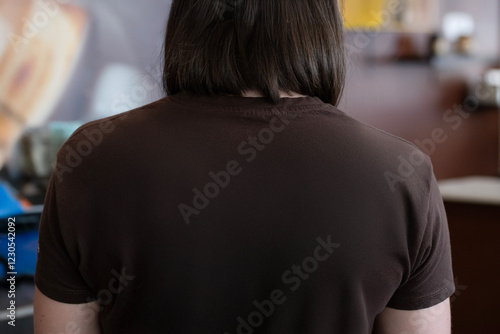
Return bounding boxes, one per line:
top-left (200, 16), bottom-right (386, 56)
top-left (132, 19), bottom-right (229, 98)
top-left (438, 176), bottom-right (500, 205)
top-left (431, 54), bottom-right (499, 69)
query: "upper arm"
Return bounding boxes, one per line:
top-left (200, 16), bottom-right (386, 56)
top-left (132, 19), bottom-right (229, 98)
top-left (373, 298), bottom-right (451, 334)
top-left (34, 285), bottom-right (102, 334)
top-left (386, 161), bottom-right (455, 310)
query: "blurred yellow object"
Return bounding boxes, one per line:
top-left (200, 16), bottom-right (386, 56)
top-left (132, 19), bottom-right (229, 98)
top-left (341, 0), bottom-right (386, 29)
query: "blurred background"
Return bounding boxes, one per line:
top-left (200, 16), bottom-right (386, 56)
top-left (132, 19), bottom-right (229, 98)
top-left (0, 0), bottom-right (499, 333)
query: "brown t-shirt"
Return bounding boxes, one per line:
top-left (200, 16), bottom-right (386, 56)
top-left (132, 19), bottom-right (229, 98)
top-left (35, 93), bottom-right (455, 333)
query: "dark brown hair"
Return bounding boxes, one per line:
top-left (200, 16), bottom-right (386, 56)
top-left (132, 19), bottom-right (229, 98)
top-left (162, 0), bottom-right (346, 105)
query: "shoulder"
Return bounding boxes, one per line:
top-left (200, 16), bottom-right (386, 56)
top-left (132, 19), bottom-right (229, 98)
top-left (59, 97), bottom-right (170, 154)
top-left (68, 97), bottom-right (170, 142)
top-left (324, 105), bottom-right (434, 194)
top-left (328, 105), bottom-right (423, 155)
top-left (52, 97), bottom-right (170, 184)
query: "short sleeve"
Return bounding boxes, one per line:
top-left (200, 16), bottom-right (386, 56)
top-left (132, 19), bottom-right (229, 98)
top-left (34, 172), bottom-right (96, 304)
top-left (387, 164), bottom-right (455, 310)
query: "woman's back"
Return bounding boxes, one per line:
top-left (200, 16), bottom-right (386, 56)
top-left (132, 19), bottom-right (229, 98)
top-left (35, 93), bottom-right (454, 333)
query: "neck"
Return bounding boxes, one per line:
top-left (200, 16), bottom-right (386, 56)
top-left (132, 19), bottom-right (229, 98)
top-left (242, 90), bottom-right (308, 98)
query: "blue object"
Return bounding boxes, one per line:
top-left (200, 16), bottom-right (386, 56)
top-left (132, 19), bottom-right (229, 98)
top-left (0, 182), bottom-right (24, 218)
top-left (0, 211), bottom-right (42, 280)
top-left (0, 183), bottom-right (41, 280)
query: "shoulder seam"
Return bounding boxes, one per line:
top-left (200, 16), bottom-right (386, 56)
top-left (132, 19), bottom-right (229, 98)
top-left (329, 106), bottom-right (426, 154)
top-left (68, 100), bottom-right (165, 140)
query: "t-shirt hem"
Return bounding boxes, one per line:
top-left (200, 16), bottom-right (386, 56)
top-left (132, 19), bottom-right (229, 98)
top-left (386, 284), bottom-right (456, 310)
top-left (35, 275), bottom-right (97, 304)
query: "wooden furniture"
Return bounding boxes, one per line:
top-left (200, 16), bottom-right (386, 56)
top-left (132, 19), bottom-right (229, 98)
top-left (444, 202), bottom-right (500, 334)
top-left (340, 61), bottom-right (499, 333)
